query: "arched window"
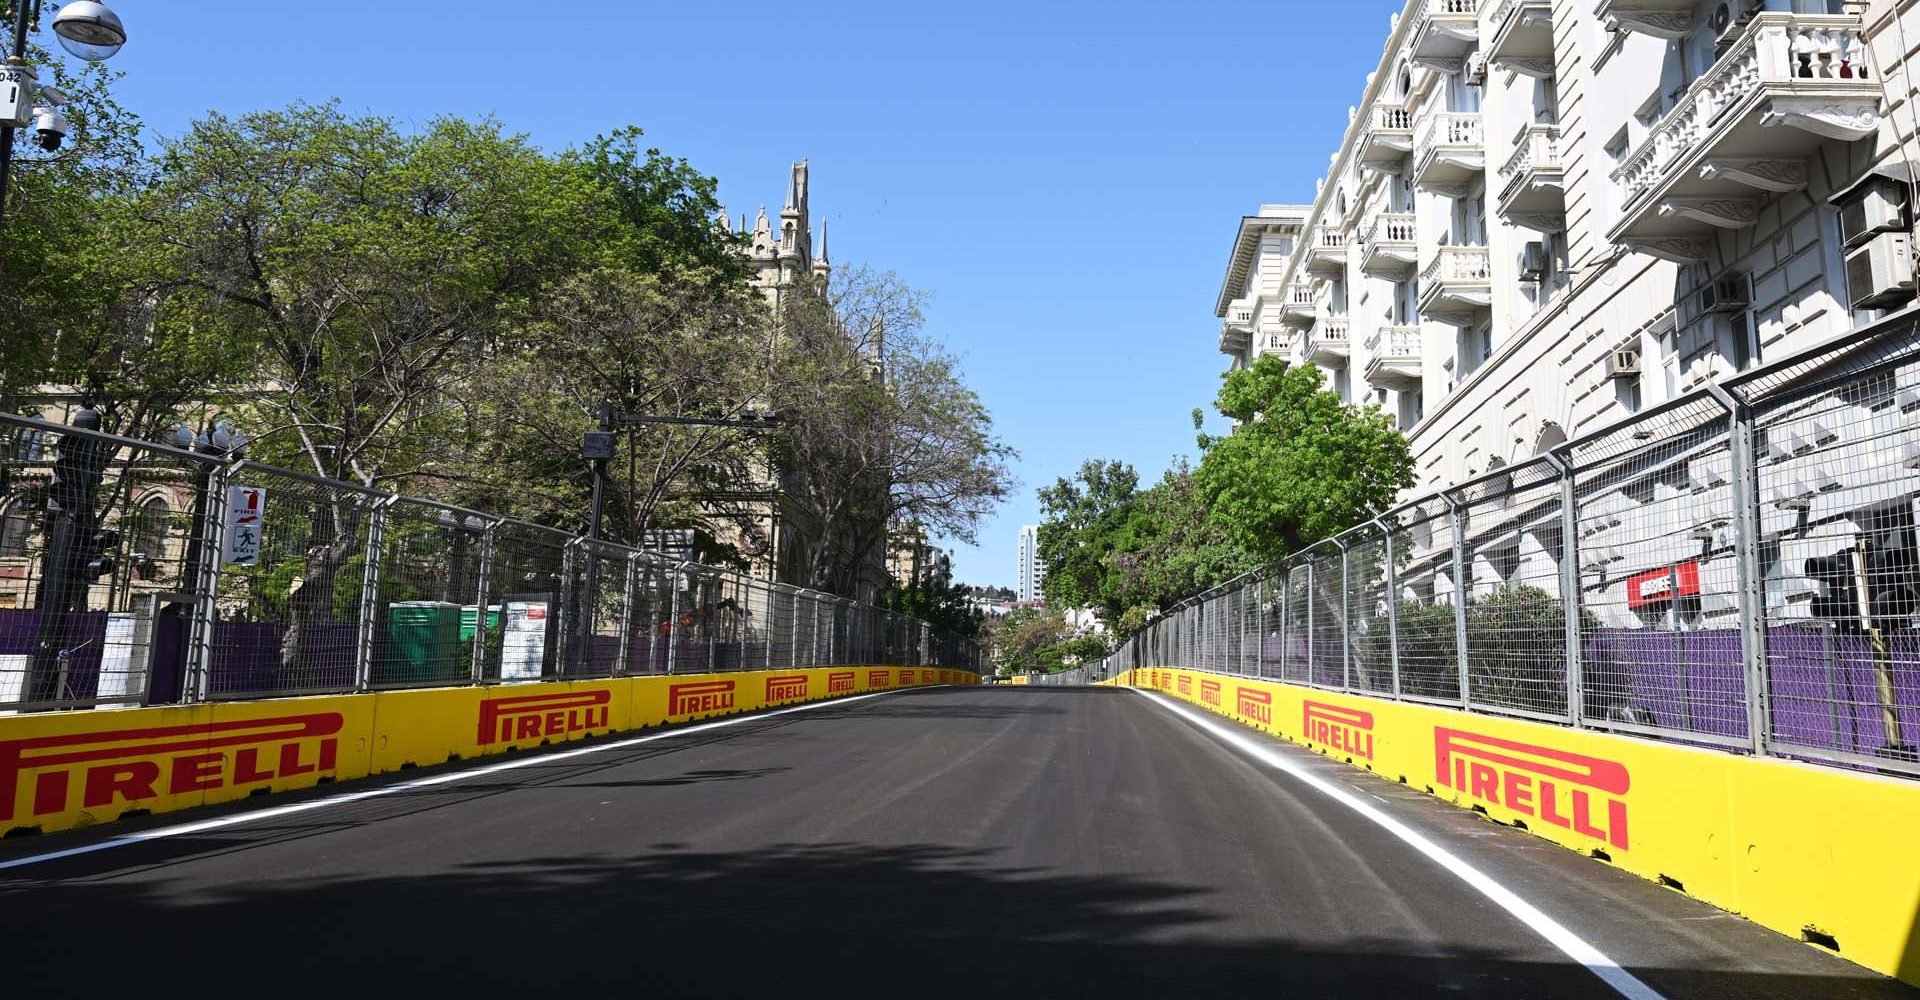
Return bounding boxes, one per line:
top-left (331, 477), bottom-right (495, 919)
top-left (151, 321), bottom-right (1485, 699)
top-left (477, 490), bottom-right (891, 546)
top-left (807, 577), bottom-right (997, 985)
top-left (0, 500), bottom-right (31, 558)
top-left (133, 495), bottom-right (171, 560)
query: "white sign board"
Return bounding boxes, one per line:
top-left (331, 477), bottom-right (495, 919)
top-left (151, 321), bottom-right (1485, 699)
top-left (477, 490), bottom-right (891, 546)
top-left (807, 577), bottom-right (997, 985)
top-left (223, 485), bottom-right (266, 566)
top-left (500, 600), bottom-right (550, 680)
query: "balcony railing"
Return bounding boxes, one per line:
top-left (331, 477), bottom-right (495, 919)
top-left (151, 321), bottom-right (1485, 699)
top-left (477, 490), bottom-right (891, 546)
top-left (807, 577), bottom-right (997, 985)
top-left (1307, 318), bottom-right (1351, 366)
top-left (1608, 14), bottom-right (1878, 258)
top-left (1364, 325), bottom-right (1423, 389)
top-left (1360, 103), bottom-right (1416, 167)
top-left (1306, 224), bottom-right (1348, 274)
top-left (1414, 112), bottom-right (1485, 194)
top-left (1496, 123), bottom-right (1566, 225)
top-left (1360, 213), bottom-right (1418, 276)
top-left (1418, 245), bottom-right (1494, 322)
top-left (1281, 283), bottom-right (1318, 327)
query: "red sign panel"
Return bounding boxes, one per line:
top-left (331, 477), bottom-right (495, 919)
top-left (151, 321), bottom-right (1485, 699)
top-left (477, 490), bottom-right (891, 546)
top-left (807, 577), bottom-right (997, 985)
top-left (478, 690), bottom-right (612, 745)
top-left (1626, 561), bottom-right (1701, 609)
top-left (1303, 701), bottom-right (1374, 760)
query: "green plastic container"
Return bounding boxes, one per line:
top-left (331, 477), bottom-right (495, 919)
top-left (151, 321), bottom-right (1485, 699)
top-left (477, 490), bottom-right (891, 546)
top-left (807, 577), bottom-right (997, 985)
top-left (459, 605), bottom-right (502, 643)
top-left (387, 601), bottom-right (462, 681)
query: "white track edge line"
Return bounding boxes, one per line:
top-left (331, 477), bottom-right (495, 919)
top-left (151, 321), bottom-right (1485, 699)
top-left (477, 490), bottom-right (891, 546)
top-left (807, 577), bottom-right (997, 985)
top-left (0, 685), bottom-right (927, 872)
top-left (1129, 688), bottom-right (1669, 1000)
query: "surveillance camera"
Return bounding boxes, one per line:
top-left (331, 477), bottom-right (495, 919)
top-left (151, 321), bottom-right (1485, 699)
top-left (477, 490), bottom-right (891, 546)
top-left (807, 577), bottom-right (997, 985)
top-left (32, 106), bottom-right (67, 152)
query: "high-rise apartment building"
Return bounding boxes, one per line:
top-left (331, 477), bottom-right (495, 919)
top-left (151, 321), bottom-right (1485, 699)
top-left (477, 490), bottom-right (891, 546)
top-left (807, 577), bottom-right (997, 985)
top-left (1018, 524), bottom-right (1047, 603)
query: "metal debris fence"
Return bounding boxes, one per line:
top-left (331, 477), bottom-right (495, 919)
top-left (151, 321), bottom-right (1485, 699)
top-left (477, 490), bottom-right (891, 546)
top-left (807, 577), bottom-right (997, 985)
top-left (1096, 310), bottom-right (1920, 778)
top-left (0, 413), bottom-right (979, 711)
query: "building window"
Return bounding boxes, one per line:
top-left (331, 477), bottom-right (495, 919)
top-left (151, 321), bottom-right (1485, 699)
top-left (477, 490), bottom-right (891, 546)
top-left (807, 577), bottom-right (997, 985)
top-left (132, 495), bottom-right (171, 562)
top-left (0, 501), bottom-right (30, 558)
top-left (1617, 373), bottom-right (1643, 413)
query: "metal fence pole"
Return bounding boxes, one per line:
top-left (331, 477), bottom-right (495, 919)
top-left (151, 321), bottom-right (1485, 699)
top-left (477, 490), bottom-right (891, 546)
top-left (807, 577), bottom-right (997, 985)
top-left (1706, 382), bottom-right (1771, 755)
top-left (1339, 541), bottom-right (1352, 692)
top-left (614, 551), bottom-right (638, 676)
top-left (1377, 519), bottom-right (1403, 700)
top-left (184, 462), bottom-right (233, 703)
top-left (1278, 567), bottom-right (1290, 681)
top-left (1550, 453), bottom-right (1585, 729)
top-left (666, 562), bottom-right (688, 674)
top-left (555, 538), bottom-right (582, 679)
top-left (1445, 493), bottom-right (1470, 708)
top-left (469, 519), bottom-right (500, 683)
top-left (352, 494), bottom-right (396, 693)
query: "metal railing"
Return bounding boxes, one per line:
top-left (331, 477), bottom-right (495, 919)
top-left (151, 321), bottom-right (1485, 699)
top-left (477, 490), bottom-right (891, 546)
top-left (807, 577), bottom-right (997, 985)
top-left (1097, 308), bottom-right (1920, 779)
top-left (0, 413), bottom-right (980, 711)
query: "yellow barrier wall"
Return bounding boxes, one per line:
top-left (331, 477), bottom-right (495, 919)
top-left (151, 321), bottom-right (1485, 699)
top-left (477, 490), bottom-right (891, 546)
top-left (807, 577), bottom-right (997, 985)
top-left (1117, 666), bottom-right (1920, 986)
top-left (0, 667), bottom-right (975, 838)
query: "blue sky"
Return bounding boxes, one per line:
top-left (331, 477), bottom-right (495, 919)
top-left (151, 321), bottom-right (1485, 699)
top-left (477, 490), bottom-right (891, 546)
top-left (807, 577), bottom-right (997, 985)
top-left (102, 0), bottom-right (1403, 589)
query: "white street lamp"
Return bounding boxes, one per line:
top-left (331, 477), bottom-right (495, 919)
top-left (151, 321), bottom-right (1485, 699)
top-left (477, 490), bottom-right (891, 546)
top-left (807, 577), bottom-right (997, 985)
top-left (50, 2), bottom-right (127, 63)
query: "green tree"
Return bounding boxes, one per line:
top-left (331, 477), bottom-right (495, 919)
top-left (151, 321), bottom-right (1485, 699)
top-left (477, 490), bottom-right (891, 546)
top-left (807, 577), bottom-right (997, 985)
top-left (886, 574), bottom-right (983, 639)
top-left (1195, 356), bottom-right (1415, 563)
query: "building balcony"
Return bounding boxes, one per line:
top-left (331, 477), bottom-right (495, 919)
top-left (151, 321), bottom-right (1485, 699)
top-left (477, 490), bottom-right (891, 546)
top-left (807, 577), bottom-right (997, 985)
top-left (1607, 14), bottom-right (1879, 263)
top-left (1360, 213), bottom-right (1418, 277)
top-left (1305, 225), bottom-right (1348, 275)
top-left (1306, 318), bottom-right (1351, 366)
top-left (1359, 103), bottom-right (1415, 170)
top-left (1486, 0), bottom-right (1554, 77)
top-left (1364, 325), bottom-right (1424, 390)
top-left (1595, 0), bottom-right (1694, 40)
top-left (1418, 245), bottom-right (1493, 324)
top-left (1219, 298), bottom-right (1253, 356)
top-left (1254, 327), bottom-right (1294, 358)
top-left (1413, 112), bottom-right (1485, 196)
top-left (1281, 283), bottom-right (1319, 328)
top-left (1495, 123), bottom-right (1566, 230)
top-left (1409, 0), bottom-right (1483, 70)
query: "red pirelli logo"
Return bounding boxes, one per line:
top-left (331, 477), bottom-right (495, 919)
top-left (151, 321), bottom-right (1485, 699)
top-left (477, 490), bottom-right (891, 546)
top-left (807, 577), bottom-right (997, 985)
top-left (1236, 687), bottom-right (1272, 725)
top-left (1, 713), bottom-right (343, 823)
top-left (921, 669), bottom-right (935, 684)
top-left (1200, 679), bottom-right (1221, 707)
top-left (897, 669), bottom-right (914, 685)
top-left (477, 690), bottom-right (612, 746)
top-left (1176, 675), bottom-right (1192, 696)
top-left (869, 669), bottom-right (891, 688)
top-left (765, 674), bottom-right (809, 701)
top-left (829, 671), bottom-right (856, 694)
top-left (1303, 701), bottom-right (1374, 761)
top-left (1435, 728), bottom-right (1630, 850)
top-left (668, 680), bottom-right (736, 716)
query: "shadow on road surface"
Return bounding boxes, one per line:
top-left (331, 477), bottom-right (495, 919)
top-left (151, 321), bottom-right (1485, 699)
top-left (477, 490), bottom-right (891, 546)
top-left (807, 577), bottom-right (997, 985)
top-left (1, 840), bottom-right (1906, 999)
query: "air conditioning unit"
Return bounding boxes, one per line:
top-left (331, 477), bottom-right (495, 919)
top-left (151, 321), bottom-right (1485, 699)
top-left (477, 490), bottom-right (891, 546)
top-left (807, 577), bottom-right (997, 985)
top-left (1709, 0), bottom-right (1762, 45)
top-left (1846, 231), bottom-right (1917, 309)
top-left (1520, 241), bottom-right (1548, 283)
top-left (1698, 278), bottom-right (1750, 314)
top-left (1840, 177), bottom-right (1909, 250)
top-left (1604, 345), bottom-right (1641, 380)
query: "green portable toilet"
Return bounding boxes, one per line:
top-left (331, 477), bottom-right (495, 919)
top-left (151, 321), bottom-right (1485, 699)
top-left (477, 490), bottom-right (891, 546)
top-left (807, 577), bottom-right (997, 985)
top-left (459, 604), bottom-right (502, 643)
top-left (388, 601), bottom-right (463, 682)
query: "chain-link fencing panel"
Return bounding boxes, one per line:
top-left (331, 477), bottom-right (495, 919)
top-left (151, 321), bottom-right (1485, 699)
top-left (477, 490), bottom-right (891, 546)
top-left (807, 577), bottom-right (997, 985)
top-left (365, 500), bottom-right (491, 689)
top-left (1346, 524), bottom-right (1394, 696)
top-left (1569, 395), bottom-right (1749, 745)
top-left (1753, 348), bottom-right (1920, 773)
top-left (0, 416), bottom-right (219, 709)
top-left (1390, 501), bottom-right (1461, 704)
top-left (1456, 459), bottom-right (1569, 721)
top-left (477, 519), bottom-right (570, 682)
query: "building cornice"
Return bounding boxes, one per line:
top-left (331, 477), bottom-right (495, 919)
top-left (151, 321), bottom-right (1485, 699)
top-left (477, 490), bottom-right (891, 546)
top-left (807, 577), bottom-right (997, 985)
top-left (1215, 209), bottom-right (1309, 316)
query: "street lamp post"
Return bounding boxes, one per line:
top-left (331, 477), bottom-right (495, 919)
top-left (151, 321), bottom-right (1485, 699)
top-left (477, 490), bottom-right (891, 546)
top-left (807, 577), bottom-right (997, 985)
top-left (0, 0), bottom-right (127, 247)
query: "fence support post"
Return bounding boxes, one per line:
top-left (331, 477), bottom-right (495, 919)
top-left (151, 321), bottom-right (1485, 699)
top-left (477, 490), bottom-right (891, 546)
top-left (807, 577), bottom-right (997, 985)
top-left (666, 562), bottom-right (689, 675)
top-left (1256, 575), bottom-right (1267, 677)
top-left (614, 551), bottom-right (638, 677)
top-left (352, 494), bottom-right (396, 693)
top-left (184, 462), bottom-right (234, 703)
top-left (1374, 518), bottom-right (1403, 700)
top-left (1706, 382), bottom-right (1771, 755)
top-left (1338, 540), bottom-right (1353, 691)
top-left (1548, 453), bottom-right (1585, 729)
top-left (1444, 493), bottom-right (1471, 708)
top-left (1278, 568), bottom-right (1291, 682)
top-left (469, 519), bottom-right (500, 683)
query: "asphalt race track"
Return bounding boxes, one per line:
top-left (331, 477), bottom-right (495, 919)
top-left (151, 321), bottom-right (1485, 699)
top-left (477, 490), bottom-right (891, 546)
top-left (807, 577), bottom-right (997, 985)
top-left (1, 684), bottom-right (1912, 999)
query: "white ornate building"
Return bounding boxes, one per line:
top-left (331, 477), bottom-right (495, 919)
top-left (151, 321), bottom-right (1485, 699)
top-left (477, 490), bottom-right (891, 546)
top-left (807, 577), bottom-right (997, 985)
top-left (1219, 0), bottom-right (1909, 483)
